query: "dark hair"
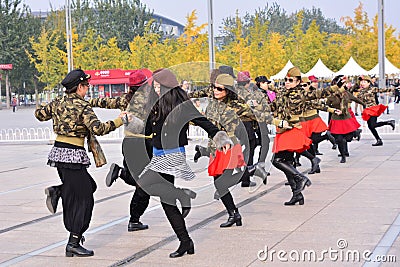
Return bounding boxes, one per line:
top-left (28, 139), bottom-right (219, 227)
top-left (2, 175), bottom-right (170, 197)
top-left (331, 75), bottom-right (344, 86)
top-left (126, 85), bottom-right (140, 102)
top-left (149, 82), bottom-right (190, 124)
top-left (65, 85), bottom-right (78, 94)
top-left (210, 69), bottom-right (221, 84)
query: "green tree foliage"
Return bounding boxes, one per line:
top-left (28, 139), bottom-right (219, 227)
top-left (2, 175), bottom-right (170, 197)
top-left (0, 0), bottom-right (41, 94)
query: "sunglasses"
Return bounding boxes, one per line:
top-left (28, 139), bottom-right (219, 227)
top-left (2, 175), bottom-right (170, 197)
top-left (81, 82), bottom-right (90, 87)
top-left (284, 78), bottom-right (296, 83)
top-left (213, 85), bottom-right (226, 91)
top-left (301, 83), bottom-right (309, 87)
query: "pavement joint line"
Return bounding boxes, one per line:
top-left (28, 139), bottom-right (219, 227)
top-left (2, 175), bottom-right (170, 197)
top-left (0, 181), bottom-right (51, 196)
top-left (247, 147), bottom-right (399, 266)
top-left (108, 182), bottom-right (282, 266)
top-left (0, 189), bottom-right (134, 235)
top-left (0, 167), bottom-right (27, 174)
top-left (362, 213), bottom-right (400, 267)
top-left (0, 181), bottom-right (225, 265)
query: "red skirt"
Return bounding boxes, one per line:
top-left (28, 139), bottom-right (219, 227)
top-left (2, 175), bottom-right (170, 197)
top-left (362, 104), bottom-right (387, 121)
top-left (329, 117), bottom-right (360, 135)
top-left (272, 127), bottom-right (312, 153)
top-left (300, 116), bottom-right (328, 137)
top-left (208, 144), bottom-right (246, 176)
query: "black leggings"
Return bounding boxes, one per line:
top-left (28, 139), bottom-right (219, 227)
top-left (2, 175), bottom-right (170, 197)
top-left (57, 167), bottom-right (96, 235)
top-left (255, 122), bottom-right (270, 163)
top-left (137, 170), bottom-right (190, 242)
top-left (367, 116), bottom-right (391, 141)
top-left (213, 169), bottom-right (243, 211)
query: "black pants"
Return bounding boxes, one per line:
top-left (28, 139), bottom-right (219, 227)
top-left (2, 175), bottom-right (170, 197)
top-left (333, 134), bottom-right (348, 156)
top-left (238, 121), bottom-right (257, 184)
top-left (214, 169), bottom-right (242, 211)
top-left (255, 122), bottom-right (270, 163)
top-left (57, 167), bottom-right (96, 235)
top-left (137, 170), bottom-right (190, 242)
top-left (367, 116), bottom-right (391, 141)
top-left (122, 137), bottom-right (152, 222)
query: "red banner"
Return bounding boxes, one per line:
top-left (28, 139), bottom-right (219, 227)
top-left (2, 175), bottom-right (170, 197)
top-left (0, 64), bottom-right (12, 70)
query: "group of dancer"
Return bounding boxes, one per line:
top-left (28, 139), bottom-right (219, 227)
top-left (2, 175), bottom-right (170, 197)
top-left (35, 64), bottom-right (396, 258)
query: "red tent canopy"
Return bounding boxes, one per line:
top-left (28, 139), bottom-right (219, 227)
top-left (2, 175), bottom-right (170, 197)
top-left (84, 68), bottom-right (153, 85)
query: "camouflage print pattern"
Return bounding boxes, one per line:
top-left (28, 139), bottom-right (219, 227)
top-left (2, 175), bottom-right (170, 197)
top-left (187, 85), bottom-right (214, 99)
top-left (326, 90), bottom-right (365, 119)
top-left (35, 93), bottom-right (121, 137)
top-left (356, 86), bottom-right (393, 108)
top-left (236, 85), bottom-right (273, 124)
top-left (270, 85), bottom-right (322, 125)
top-left (89, 96), bottom-right (128, 111)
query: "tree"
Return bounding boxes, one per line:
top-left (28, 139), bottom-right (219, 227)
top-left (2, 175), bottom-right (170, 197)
top-left (0, 0), bottom-right (42, 100)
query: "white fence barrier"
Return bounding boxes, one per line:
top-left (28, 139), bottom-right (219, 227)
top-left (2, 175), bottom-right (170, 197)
top-left (0, 120), bottom-right (398, 143)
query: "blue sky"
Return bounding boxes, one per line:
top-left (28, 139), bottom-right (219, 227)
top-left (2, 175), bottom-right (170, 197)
top-left (23, 0), bottom-right (400, 35)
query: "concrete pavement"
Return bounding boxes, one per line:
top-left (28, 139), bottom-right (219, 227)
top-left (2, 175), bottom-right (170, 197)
top-left (0, 106), bottom-right (399, 266)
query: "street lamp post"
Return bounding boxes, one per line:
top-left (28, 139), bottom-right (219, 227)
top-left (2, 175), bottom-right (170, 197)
top-left (378, 0), bottom-right (385, 88)
top-left (207, 0), bottom-right (215, 71)
top-left (65, 0), bottom-right (74, 72)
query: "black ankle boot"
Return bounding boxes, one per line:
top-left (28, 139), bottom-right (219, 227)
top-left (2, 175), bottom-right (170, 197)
top-left (372, 139), bottom-right (383, 146)
top-left (193, 145), bottom-right (209, 163)
top-left (388, 120), bottom-right (396, 130)
top-left (45, 185), bottom-right (62, 214)
top-left (294, 156), bottom-right (301, 167)
top-left (284, 193), bottom-right (304, 205)
top-left (308, 157), bottom-right (321, 174)
top-left (179, 189), bottom-right (197, 218)
top-left (169, 240), bottom-right (195, 258)
top-left (220, 209), bottom-right (242, 227)
top-left (128, 221), bottom-right (149, 232)
top-left (105, 163), bottom-right (121, 187)
top-left (294, 174), bottom-right (312, 194)
top-left (65, 233), bottom-right (94, 257)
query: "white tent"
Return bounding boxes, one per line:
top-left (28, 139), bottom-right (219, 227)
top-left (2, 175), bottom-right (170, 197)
top-left (367, 57), bottom-right (400, 76)
top-left (304, 58), bottom-right (335, 77)
top-left (335, 56), bottom-right (367, 76)
top-left (270, 60), bottom-right (302, 80)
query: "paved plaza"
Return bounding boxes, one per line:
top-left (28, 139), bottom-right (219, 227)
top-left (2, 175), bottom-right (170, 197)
top-left (0, 106), bottom-right (399, 266)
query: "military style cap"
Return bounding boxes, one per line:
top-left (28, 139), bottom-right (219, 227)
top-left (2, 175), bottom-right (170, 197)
top-left (215, 73), bottom-right (234, 87)
top-left (218, 65), bottom-right (236, 78)
top-left (153, 68), bottom-right (179, 88)
top-left (129, 70), bottom-right (148, 87)
top-left (286, 67), bottom-right (301, 77)
top-left (237, 71), bottom-right (251, 82)
top-left (301, 77), bottom-right (310, 83)
top-left (61, 69), bottom-right (91, 90)
top-left (359, 75), bottom-right (372, 82)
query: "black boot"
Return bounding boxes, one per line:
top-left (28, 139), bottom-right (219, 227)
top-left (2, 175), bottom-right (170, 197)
top-left (169, 239), bottom-right (195, 258)
top-left (273, 158), bottom-right (311, 194)
top-left (193, 145), bottom-right (209, 163)
top-left (65, 233), bottom-right (94, 257)
top-left (45, 185), bottom-right (62, 214)
top-left (293, 173), bottom-right (312, 194)
top-left (340, 156), bottom-right (346, 163)
top-left (248, 163), bottom-right (269, 184)
top-left (372, 139), bottom-right (383, 146)
top-left (284, 192), bottom-right (304, 205)
top-left (220, 209), bottom-right (242, 227)
top-left (388, 120), bottom-right (396, 130)
top-left (326, 131), bottom-right (337, 149)
top-left (105, 163), bottom-right (121, 187)
top-left (128, 221), bottom-right (149, 232)
top-left (178, 189), bottom-right (197, 218)
top-left (308, 156), bottom-right (321, 174)
top-left (354, 129), bottom-right (362, 141)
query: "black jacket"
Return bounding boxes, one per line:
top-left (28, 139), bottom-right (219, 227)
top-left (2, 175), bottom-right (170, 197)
top-left (147, 100), bottom-right (219, 150)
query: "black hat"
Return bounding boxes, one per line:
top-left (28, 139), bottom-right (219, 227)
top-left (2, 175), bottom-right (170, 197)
top-left (255, 75), bottom-right (271, 84)
top-left (218, 65), bottom-right (236, 78)
top-left (61, 69), bottom-right (91, 90)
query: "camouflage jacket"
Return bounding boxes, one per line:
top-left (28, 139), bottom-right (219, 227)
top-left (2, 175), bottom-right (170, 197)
top-left (35, 93), bottom-right (122, 138)
top-left (326, 90), bottom-right (365, 120)
top-left (187, 85), bottom-right (213, 99)
top-left (271, 85), bottom-right (323, 125)
top-left (89, 87), bottom-right (150, 121)
top-left (356, 86), bottom-right (393, 108)
top-left (236, 85), bottom-right (273, 124)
